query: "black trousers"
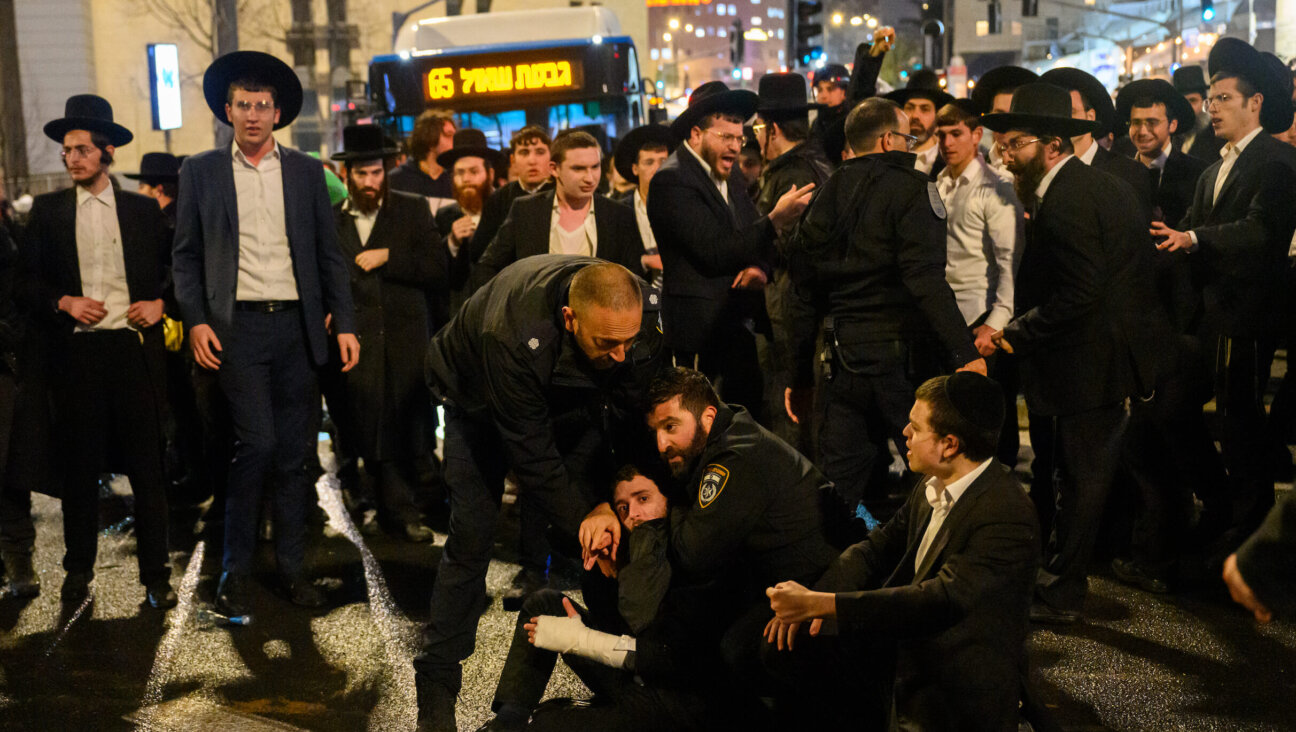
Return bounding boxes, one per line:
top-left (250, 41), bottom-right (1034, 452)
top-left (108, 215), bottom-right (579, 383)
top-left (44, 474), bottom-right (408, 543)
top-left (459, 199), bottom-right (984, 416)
top-left (191, 363), bottom-right (232, 520)
top-left (217, 309), bottom-right (317, 577)
top-left (58, 331), bottom-right (170, 586)
top-left (1030, 402), bottom-right (1129, 611)
top-left (1203, 334), bottom-right (1277, 535)
top-left (493, 589), bottom-right (712, 732)
top-left (0, 371), bottom-right (30, 555)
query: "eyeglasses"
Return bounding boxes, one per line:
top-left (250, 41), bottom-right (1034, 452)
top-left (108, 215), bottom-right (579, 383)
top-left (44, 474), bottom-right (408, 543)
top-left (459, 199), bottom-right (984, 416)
top-left (1128, 119), bottom-right (1166, 130)
top-left (887, 130), bottom-right (918, 151)
top-left (996, 137), bottom-right (1041, 154)
top-left (232, 100), bottom-right (276, 114)
top-left (751, 123), bottom-right (767, 135)
top-left (705, 129), bottom-right (745, 147)
top-left (60, 145), bottom-right (97, 160)
top-left (1206, 93), bottom-right (1248, 109)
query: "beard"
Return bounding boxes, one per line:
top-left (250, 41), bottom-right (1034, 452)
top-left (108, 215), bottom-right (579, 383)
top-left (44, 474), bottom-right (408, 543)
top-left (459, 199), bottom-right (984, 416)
top-left (662, 424), bottom-right (709, 480)
top-left (347, 174), bottom-right (387, 215)
top-left (1010, 151), bottom-right (1048, 206)
top-left (453, 179), bottom-right (492, 215)
top-left (911, 117), bottom-right (935, 145)
top-left (700, 142), bottom-right (731, 184)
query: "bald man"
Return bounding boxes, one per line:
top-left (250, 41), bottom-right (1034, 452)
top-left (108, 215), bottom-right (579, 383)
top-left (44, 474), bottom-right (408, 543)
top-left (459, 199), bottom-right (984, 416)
top-left (416, 255), bottom-right (666, 731)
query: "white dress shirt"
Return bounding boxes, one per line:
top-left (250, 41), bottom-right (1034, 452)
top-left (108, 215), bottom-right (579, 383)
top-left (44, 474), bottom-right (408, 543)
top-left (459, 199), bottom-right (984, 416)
top-left (343, 198), bottom-right (382, 247)
top-left (1034, 154), bottom-right (1075, 201)
top-left (633, 189), bottom-right (657, 253)
top-left (683, 141), bottom-right (729, 204)
top-left (549, 194), bottom-right (596, 256)
top-left (74, 184), bottom-right (131, 332)
top-left (1189, 126), bottom-right (1263, 250)
top-left (1076, 138), bottom-right (1099, 166)
top-left (233, 140), bottom-right (298, 301)
top-left (914, 144), bottom-right (940, 175)
top-left (914, 458), bottom-right (994, 572)
top-left (937, 156), bottom-right (1024, 332)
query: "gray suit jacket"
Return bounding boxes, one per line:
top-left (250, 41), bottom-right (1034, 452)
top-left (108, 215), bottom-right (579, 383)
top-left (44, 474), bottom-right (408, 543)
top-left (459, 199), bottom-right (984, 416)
top-left (172, 142), bottom-right (355, 365)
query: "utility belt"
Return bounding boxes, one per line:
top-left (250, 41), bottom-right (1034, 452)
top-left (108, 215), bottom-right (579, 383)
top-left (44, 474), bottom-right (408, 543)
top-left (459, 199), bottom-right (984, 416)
top-left (821, 315), bottom-right (942, 383)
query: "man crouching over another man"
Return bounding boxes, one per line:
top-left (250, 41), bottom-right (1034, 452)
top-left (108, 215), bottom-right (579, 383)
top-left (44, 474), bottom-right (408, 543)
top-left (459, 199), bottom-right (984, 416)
top-left (765, 371), bottom-right (1040, 731)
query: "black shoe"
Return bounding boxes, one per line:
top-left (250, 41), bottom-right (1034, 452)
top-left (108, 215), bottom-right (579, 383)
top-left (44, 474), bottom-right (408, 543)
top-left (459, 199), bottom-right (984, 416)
top-left (1111, 558), bottom-right (1170, 594)
top-left (286, 577), bottom-right (327, 608)
top-left (61, 570), bottom-right (94, 605)
top-left (416, 682), bottom-right (457, 732)
top-left (146, 581), bottom-right (179, 609)
top-left (403, 522), bottom-right (436, 543)
top-left (215, 571), bottom-right (251, 617)
top-left (1029, 601), bottom-right (1080, 626)
top-left (501, 568), bottom-right (547, 612)
top-left (2, 552), bottom-right (40, 598)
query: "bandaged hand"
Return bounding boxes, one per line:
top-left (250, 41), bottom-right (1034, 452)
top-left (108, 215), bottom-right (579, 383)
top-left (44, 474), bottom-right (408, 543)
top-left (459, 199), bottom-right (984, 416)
top-left (528, 597), bottom-right (637, 668)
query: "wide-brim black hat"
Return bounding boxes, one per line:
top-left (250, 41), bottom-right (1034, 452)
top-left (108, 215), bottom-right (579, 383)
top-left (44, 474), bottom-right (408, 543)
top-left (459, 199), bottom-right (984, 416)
top-left (670, 82), bottom-right (759, 139)
top-left (1172, 64), bottom-right (1209, 96)
top-left (970, 66), bottom-right (1039, 114)
top-left (756, 72), bottom-right (823, 115)
top-left (1210, 39), bottom-right (1293, 133)
top-left (614, 124), bottom-right (677, 183)
top-left (204, 51), bottom-right (303, 130)
top-left (981, 82), bottom-right (1103, 137)
top-left (331, 124), bottom-right (401, 162)
top-left (1115, 79), bottom-right (1197, 135)
top-left (884, 86), bottom-right (956, 109)
top-left (436, 128), bottom-right (506, 171)
top-left (43, 94), bottom-right (133, 147)
top-left (1039, 67), bottom-right (1115, 136)
top-left (123, 152), bottom-right (180, 181)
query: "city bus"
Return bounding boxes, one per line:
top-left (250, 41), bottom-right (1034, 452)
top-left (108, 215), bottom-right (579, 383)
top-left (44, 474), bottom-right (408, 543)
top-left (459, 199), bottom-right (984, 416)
top-left (368, 6), bottom-right (647, 151)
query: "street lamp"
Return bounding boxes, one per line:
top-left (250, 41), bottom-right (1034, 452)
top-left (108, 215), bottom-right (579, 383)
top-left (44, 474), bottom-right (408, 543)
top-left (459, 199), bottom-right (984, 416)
top-left (669, 18), bottom-right (680, 30)
top-left (867, 17), bottom-right (878, 28)
top-left (832, 12), bottom-right (844, 25)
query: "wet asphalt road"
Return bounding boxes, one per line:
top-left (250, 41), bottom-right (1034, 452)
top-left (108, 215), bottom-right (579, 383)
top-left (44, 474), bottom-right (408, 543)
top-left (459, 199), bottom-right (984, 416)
top-left (0, 446), bottom-right (1293, 731)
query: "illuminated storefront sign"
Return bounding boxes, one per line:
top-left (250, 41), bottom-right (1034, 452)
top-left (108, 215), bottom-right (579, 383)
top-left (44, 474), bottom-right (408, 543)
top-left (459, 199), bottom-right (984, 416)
top-left (425, 58), bottom-right (582, 101)
top-left (646, 0), bottom-right (713, 6)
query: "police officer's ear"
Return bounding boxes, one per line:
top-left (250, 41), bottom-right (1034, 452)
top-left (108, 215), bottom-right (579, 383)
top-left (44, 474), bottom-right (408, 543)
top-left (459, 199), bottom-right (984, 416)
top-left (699, 404), bottom-right (718, 433)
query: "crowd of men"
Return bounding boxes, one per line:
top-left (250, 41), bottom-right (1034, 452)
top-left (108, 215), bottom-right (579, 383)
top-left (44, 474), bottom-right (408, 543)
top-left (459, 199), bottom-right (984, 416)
top-left (0, 27), bottom-right (1294, 732)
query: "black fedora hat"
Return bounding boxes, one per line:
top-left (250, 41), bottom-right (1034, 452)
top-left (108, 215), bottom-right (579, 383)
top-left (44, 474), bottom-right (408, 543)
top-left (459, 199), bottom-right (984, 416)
top-left (970, 66), bottom-right (1038, 114)
top-left (124, 152), bottom-right (180, 182)
top-left (43, 94), bottom-right (133, 147)
top-left (980, 82), bottom-right (1102, 137)
top-left (331, 124), bottom-right (402, 162)
top-left (1172, 64), bottom-right (1209, 96)
top-left (436, 129), bottom-right (505, 171)
top-left (614, 124), bottom-right (677, 183)
top-left (756, 72), bottom-right (822, 115)
top-left (670, 81), bottom-right (759, 139)
top-left (203, 51), bottom-right (303, 130)
top-left (1116, 79), bottom-right (1197, 135)
top-left (1039, 67), bottom-right (1115, 136)
top-left (1210, 38), bottom-right (1293, 133)
top-left (885, 68), bottom-right (955, 108)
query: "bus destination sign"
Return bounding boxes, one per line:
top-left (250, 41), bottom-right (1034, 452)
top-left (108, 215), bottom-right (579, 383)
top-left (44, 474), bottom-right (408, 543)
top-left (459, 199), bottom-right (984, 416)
top-left (423, 51), bottom-right (585, 102)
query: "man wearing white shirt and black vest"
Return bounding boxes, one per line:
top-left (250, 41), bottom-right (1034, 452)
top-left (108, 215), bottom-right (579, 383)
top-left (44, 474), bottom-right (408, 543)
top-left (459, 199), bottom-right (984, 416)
top-left (934, 99), bottom-right (1025, 467)
top-left (1149, 39), bottom-right (1296, 558)
top-left (173, 52), bottom-right (359, 616)
top-left (26, 95), bottom-right (176, 609)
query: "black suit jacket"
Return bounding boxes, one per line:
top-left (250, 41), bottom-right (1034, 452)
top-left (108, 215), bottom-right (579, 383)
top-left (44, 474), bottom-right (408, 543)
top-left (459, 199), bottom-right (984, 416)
top-left (473, 190), bottom-right (643, 286)
top-left (814, 460), bottom-right (1039, 732)
top-left (647, 147), bottom-right (776, 352)
top-left (1181, 132), bottom-right (1296, 340)
top-left (23, 187), bottom-right (170, 377)
top-left (1184, 118), bottom-right (1226, 163)
top-left (1147, 151), bottom-right (1208, 332)
top-left (1006, 157), bottom-right (1168, 416)
top-left (1092, 144), bottom-right (1155, 223)
top-left (172, 144), bottom-right (356, 366)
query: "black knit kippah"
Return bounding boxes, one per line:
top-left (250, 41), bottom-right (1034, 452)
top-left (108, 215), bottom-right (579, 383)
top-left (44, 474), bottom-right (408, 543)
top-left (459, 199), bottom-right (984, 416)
top-left (944, 372), bottom-right (1005, 434)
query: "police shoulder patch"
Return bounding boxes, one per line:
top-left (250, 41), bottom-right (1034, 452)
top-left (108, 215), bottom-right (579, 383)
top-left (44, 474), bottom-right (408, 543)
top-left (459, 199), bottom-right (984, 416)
top-left (698, 464), bottom-right (730, 509)
top-left (927, 182), bottom-right (947, 220)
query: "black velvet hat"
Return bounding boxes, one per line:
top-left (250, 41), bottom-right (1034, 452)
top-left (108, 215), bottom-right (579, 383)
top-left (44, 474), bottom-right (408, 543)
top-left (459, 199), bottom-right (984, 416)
top-left (756, 72), bottom-right (822, 115)
top-left (331, 124), bottom-right (402, 162)
top-left (1039, 67), bottom-right (1116, 136)
top-left (943, 372), bottom-right (1005, 435)
top-left (1172, 64), bottom-right (1209, 96)
top-left (123, 152), bottom-right (180, 182)
top-left (203, 51), bottom-right (303, 130)
top-left (980, 82), bottom-right (1102, 137)
top-left (1115, 79), bottom-right (1198, 135)
top-left (613, 124), bottom-right (677, 184)
top-left (970, 66), bottom-right (1039, 114)
top-left (1209, 38), bottom-right (1293, 133)
top-left (670, 81), bottom-right (759, 139)
top-left (885, 68), bottom-right (955, 108)
top-left (43, 94), bottom-right (133, 147)
top-left (436, 129), bottom-right (506, 171)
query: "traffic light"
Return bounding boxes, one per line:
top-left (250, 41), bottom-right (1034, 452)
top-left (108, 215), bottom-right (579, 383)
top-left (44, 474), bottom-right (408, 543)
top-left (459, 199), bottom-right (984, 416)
top-left (730, 19), bottom-right (745, 65)
top-left (1200, 0), bottom-right (1215, 21)
top-left (794, 1), bottom-right (824, 68)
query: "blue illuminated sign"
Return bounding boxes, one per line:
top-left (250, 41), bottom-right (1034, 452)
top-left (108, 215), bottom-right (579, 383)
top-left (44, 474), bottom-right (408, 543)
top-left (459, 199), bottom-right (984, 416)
top-left (148, 44), bottom-right (182, 131)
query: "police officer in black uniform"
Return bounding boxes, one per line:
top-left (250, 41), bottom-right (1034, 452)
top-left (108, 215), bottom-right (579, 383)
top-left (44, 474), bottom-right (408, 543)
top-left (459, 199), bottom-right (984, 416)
top-left (415, 255), bottom-right (664, 732)
top-left (784, 97), bottom-right (985, 522)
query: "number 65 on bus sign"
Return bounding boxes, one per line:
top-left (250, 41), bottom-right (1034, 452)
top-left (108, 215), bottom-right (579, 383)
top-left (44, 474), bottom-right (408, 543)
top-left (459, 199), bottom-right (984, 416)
top-left (426, 60), bottom-right (579, 100)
